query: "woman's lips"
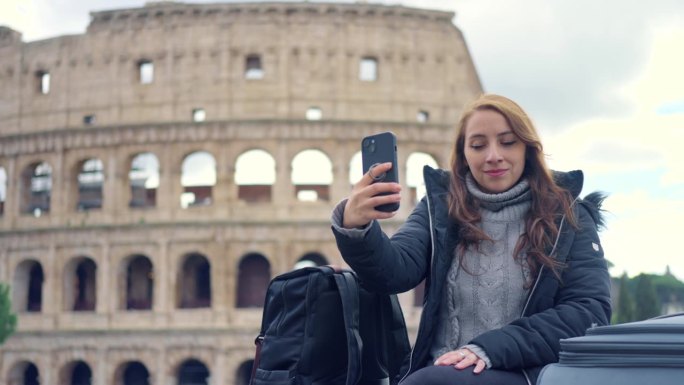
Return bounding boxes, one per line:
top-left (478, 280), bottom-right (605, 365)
top-left (484, 169), bottom-right (507, 177)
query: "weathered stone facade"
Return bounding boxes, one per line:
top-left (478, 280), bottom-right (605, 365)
top-left (0, 2), bottom-right (482, 384)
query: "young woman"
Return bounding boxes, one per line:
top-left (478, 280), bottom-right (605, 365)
top-left (331, 94), bottom-right (611, 385)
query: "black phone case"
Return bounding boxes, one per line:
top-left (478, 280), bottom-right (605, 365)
top-left (361, 131), bottom-right (400, 212)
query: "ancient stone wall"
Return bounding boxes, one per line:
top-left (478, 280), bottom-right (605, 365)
top-left (0, 2), bottom-right (482, 384)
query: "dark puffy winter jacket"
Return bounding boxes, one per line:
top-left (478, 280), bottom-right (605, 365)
top-left (331, 166), bottom-right (612, 385)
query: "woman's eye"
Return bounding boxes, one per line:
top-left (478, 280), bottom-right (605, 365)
top-left (501, 140), bottom-right (517, 146)
top-left (470, 144), bottom-right (485, 150)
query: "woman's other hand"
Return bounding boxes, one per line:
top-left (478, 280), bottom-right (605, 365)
top-left (434, 348), bottom-right (487, 374)
top-left (342, 162), bottom-right (402, 228)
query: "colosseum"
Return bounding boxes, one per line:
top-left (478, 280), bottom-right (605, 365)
top-left (0, 1), bottom-right (482, 384)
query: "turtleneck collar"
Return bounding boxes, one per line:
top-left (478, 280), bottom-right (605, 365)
top-left (465, 172), bottom-right (532, 214)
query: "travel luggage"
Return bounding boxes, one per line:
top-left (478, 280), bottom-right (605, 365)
top-left (249, 266), bottom-right (410, 385)
top-left (536, 313), bottom-right (684, 385)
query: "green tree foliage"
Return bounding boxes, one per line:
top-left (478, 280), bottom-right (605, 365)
top-left (0, 283), bottom-right (17, 344)
top-left (633, 273), bottom-right (661, 321)
top-left (613, 272), bottom-right (635, 324)
top-left (650, 267), bottom-right (684, 305)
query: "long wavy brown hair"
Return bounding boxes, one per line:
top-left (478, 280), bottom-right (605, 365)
top-left (448, 94), bottom-right (576, 281)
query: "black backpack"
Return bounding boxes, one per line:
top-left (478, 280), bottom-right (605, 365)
top-left (250, 266), bottom-right (411, 385)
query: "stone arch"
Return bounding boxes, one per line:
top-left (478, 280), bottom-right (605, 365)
top-left (7, 360), bottom-right (39, 385)
top-left (348, 150), bottom-right (363, 185)
top-left (244, 53), bottom-right (264, 79)
top-left (59, 360), bottom-right (92, 385)
top-left (293, 252), bottom-right (328, 270)
top-left (12, 259), bottom-right (43, 312)
top-left (19, 161), bottom-right (51, 216)
top-left (177, 253), bottom-right (212, 309)
top-left (291, 149), bottom-right (333, 202)
top-left (180, 151), bottom-right (216, 208)
top-left (235, 149), bottom-right (276, 203)
top-left (119, 254), bottom-right (154, 310)
top-left (0, 165), bottom-right (7, 216)
top-left (406, 152), bottom-right (438, 203)
top-left (128, 152), bottom-right (159, 208)
top-left (113, 360), bottom-right (150, 385)
top-left (63, 257), bottom-right (97, 312)
top-left (177, 358), bottom-right (210, 385)
top-left (236, 253), bottom-right (271, 308)
top-left (235, 360), bottom-right (253, 385)
top-left (76, 158), bottom-right (104, 211)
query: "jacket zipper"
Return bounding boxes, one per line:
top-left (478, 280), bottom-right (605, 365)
top-left (399, 193), bottom-right (437, 383)
top-left (519, 197), bottom-right (578, 385)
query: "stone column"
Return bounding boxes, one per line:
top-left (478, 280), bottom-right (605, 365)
top-left (5, 156), bottom-right (18, 226)
top-left (50, 150), bottom-right (66, 220)
top-left (273, 139), bottom-right (293, 206)
top-left (156, 145), bottom-right (177, 214)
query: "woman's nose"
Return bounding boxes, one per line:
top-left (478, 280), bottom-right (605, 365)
top-left (486, 145), bottom-right (503, 162)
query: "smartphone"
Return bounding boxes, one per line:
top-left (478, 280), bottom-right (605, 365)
top-left (361, 131), bottom-right (400, 212)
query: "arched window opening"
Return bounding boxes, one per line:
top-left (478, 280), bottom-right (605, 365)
top-left (64, 257), bottom-right (97, 312)
top-left (291, 149), bottom-right (333, 202)
top-left (305, 107), bottom-right (322, 121)
top-left (180, 152), bottom-right (216, 208)
top-left (0, 166), bottom-right (6, 216)
top-left (417, 110), bottom-right (430, 123)
top-left (27, 263), bottom-right (43, 312)
top-left (12, 260), bottom-right (44, 313)
top-left (236, 253), bottom-right (270, 308)
top-left (36, 70), bottom-right (50, 94)
top-left (235, 149), bottom-right (276, 203)
top-left (245, 54), bottom-right (264, 80)
top-left (7, 361), bottom-right (39, 385)
top-left (138, 60), bottom-right (154, 84)
top-left (178, 253), bottom-right (211, 309)
top-left (235, 360), bottom-right (254, 385)
top-left (70, 361), bottom-right (92, 385)
top-left (359, 56), bottom-right (378, 81)
top-left (178, 359), bottom-right (209, 385)
top-left (406, 152), bottom-right (438, 203)
top-left (293, 252), bottom-right (328, 270)
top-left (125, 255), bottom-right (153, 310)
top-left (121, 361), bottom-right (150, 385)
top-left (77, 158), bottom-right (104, 211)
top-left (20, 161), bottom-right (51, 216)
top-left (348, 151), bottom-right (363, 186)
top-left (129, 153), bottom-right (159, 208)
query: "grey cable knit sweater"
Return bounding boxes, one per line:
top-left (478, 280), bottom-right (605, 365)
top-left (430, 175), bottom-right (532, 365)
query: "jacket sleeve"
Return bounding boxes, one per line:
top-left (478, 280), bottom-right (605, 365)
top-left (470, 203), bottom-right (612, 369)
top-left (331, 198), bottom-right (433, 294)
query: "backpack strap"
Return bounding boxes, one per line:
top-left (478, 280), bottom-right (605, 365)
top-left (249, 335), bottom-right (264, 385)
top-left (333, 271), bottom-right (363, 385)
top-left (386, 294), bottom-right (411, 383)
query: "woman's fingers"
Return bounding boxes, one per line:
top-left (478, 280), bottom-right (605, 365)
top-left (342, 180), bottom-right (401, 228)
top-left (434, 349), bottom-right (486, 374)
top-left (473, 359), bottom-right (486, 374)
top-left (363, 162), bottom-right (394, 185)
top-left (434, 350), bottom-right (467, 366)
top-left (343, 191), bottom-right (400, 227)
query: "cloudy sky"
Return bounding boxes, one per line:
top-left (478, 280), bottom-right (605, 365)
top-left (1, 0), bottom-right (683, 279)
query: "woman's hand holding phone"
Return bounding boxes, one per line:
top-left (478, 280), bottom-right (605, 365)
top-left (342, 162), bottom-right (402, 229)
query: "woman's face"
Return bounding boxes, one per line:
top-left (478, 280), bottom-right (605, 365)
top-left (463, 109), bottom-right (526, 193)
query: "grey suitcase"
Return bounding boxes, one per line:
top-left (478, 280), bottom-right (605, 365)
top-left (537, 313), bottom-right (684, 385)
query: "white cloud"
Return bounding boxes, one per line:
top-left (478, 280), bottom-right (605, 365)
top-left (602, 189), bottom-right (684, 280)
top-left (542, 23), bottom-right (684, 280)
